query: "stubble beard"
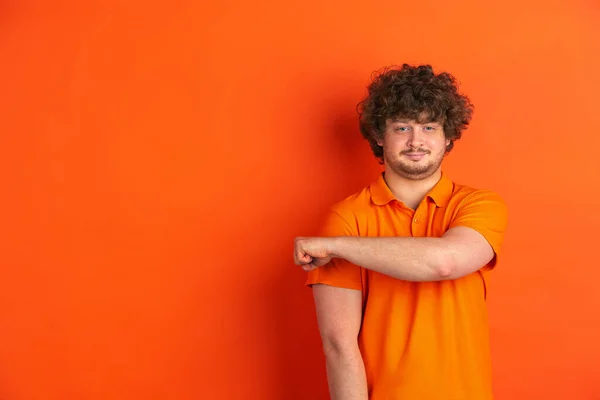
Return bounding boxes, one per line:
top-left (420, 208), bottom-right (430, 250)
top-left (387, 150), bottom-right (445, 181)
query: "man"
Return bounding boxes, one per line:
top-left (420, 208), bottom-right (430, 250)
top-left (293, 64), bottom-right (508, 400)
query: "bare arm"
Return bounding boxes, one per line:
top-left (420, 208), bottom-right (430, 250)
top-left (312, 284), bottom-right (368, 400)
top-left (295, 227), bottom-right (495, 280)
top-left (327, 227), bottom-right (495, 281)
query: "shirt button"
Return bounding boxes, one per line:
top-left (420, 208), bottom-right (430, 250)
top-left (414, 218), bottom-right (419, 223)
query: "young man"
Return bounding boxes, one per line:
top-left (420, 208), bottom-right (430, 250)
top-left (293, 64), bottom-right (508, 400)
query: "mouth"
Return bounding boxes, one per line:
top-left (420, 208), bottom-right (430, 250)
top-left (403, 152), bottom-right (428, 160)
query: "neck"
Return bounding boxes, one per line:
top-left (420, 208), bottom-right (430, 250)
top-left (383, 167), bottom-right (442, 210)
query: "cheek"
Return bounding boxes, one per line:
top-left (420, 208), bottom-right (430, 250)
top-left (383, 134), bottom-right (405, 148)
top-left (427, 135), bottom-right (447, 150)
top-left (383, 141), bottom-right (404, 155)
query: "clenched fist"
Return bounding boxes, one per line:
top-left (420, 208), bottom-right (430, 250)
top-left (293, 237), bottom-right (334, 272)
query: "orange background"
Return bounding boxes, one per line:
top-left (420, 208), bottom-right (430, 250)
top-left (1, 1), bottom-right (599, 399)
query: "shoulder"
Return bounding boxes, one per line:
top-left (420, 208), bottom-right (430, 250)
top-left (450, 181), bottom-right (507, 208)
top-left (328, 183), bottom-right (374, 217)
top-left (317, 179), bottom-right (376, 234)
top-left (447, 180), bottom-right (508, 221)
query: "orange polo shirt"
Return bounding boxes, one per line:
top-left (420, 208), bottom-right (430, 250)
top-left (306, 171), bottom-right (508, 400)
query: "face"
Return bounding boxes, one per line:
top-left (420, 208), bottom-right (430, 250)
top-left (377, 118), bottom-right (450, 180)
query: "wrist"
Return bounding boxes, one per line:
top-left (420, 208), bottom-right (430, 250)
top-left (326, 236), bottom-right (346, 259)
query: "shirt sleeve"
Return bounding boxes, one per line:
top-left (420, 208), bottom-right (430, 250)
top-left (449, 190), bottom-right (509, 269)
top-left (305, 209), bottom-right (363, 291)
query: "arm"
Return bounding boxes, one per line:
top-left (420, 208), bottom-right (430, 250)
top-left (312, 284), bottom-right (368, 400)
top-left (327, 226), bottom-right (494, 281)
top-left (296, 190), bottom-right (508, 281)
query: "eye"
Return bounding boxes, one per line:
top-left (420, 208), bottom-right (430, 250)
top-left (395, 126), bottom-right (410, 132)
top-left (424, 126), bottom-right (437, 132)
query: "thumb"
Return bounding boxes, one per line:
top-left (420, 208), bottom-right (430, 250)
top-left (300, 252), bottom-right (313, 264)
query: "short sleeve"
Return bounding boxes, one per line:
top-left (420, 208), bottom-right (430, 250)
top-left (449, 190), bottom-right (509, 269)
top-left (305, 209), bottom-right (363, 291)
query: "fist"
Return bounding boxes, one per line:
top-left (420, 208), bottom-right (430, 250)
top-left (293, 237), bottom-right (333, 272)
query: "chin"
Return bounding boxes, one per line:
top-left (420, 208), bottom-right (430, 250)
top-left (402, 172), bottom-right (433, 181)
top-left (395, 165), bottom-right (439, 180)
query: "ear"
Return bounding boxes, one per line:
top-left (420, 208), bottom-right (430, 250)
top-left (446, 138), bottom-right (451, 147)
top-left (375, 130), bottom-right (384, 147)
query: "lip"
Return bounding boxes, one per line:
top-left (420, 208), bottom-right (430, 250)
top-left (404, 152), bottom-right (427, 160)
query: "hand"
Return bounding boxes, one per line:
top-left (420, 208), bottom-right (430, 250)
top-left (293, 237), bottom-right (334, 272)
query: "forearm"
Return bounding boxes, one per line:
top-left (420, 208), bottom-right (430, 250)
top-left (330, 236), bottom-right (453, 281)
top-left (324, 346), bottom-right (368, 400)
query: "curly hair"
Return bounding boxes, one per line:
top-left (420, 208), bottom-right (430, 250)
top-left (357, 64), bottom-right (474, 163)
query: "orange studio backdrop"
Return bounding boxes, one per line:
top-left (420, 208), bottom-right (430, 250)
top-left (1, 1), bottom-right (599, 399)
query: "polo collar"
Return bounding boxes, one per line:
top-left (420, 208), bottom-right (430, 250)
top-left (369, 171), bottom-right (453, 208)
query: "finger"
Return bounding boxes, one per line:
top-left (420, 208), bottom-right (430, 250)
top-left (296, 250), bottom-right (313, 265)
top-left (302, 264), bottom-right (318, 272)
top-left (313, 257), bottom-right (331, 267)
top-left (293, 238), bottom-right (303, 264)
top-left (293, 248), bottom-right (305, 265)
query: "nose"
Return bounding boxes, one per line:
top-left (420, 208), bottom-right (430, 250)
top-left (407, 129), bottom-right (425, 148)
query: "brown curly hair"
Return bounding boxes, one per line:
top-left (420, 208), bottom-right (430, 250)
top-left (357, 64), bottom-right (474, 163)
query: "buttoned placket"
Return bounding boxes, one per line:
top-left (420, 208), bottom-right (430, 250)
top-left (410, 201), bottom-right (429, 237)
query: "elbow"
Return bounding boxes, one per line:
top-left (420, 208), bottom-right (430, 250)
top-left (321, 336), bottom-right (360, 359)
top-left (434, 256), bottom-right (457, 279)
